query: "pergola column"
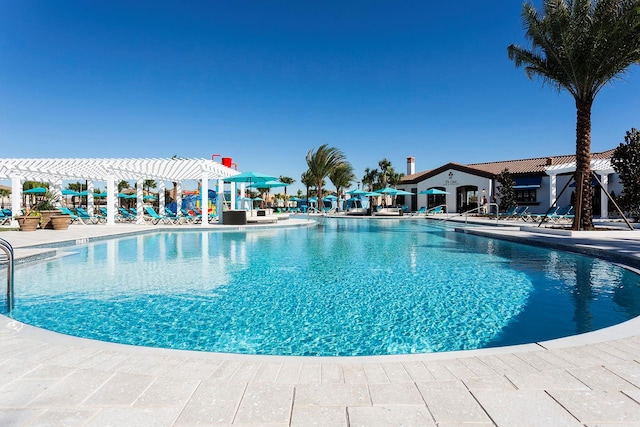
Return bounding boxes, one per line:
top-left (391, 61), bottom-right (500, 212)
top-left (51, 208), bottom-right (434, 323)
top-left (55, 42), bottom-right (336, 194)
top-left (176, 181), bottom-right (183, 216)
top-left (549, 174), bottom-right (557, 207)
top-left (159, 181), bottom-right (166, 214)
top-left (87, 180), bottom-right (94, 214)
top-left (229, 181), bottom-right (236, 210)
top-left (599, 170), bottom-right (614, 219)
top-left (217, 178), bottom-right (224, 220)
top-left (136, 178), bottom-right (144, 224)
top-left (10, 176), bottom-right (22, 226)
top-left (52, 179), bottom-right (63, 207)
top-left (200, 172), bottom-right (209, 226)
top-left (106, 175), bottom-right (116, 225)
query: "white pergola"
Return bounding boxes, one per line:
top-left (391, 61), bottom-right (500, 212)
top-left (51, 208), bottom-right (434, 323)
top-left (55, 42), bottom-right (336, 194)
top-left (545, 158), bottom-right (615, 218)
top-left (0, 158), bottom-right (241, 226)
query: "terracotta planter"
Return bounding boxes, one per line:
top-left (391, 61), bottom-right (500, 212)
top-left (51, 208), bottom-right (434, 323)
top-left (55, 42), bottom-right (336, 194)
top-left (16, 216), bottom-right (40, 231)
top-left (50, 215), bottom-right (70, 230)
top-left (39, 210), bottom-right (61, 229)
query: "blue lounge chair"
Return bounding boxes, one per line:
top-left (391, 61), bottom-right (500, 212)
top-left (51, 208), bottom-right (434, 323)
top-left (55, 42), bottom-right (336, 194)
top-left (118, 207), bottom-right (136, 222)
top-left (426, 206), bottom-right (443, 215)
top-left (498, 206), bottom-right (519, 219)
top-left (0, 210), bottom-right (11, 226)
top-left (164, 207), bottom-right (186, 224)
top-left (180, 208), bottom-right (201, 224)
top-left (526, 206), bottom-right (560, 223)
top-left (58, 206), bottom-right (84, 225)
top-left (412, 207), bottom-right (427, 216)
top-left (144, 206), bottom-right (174, 225)
top-left (76, 207), bottom-right (106, 224)
top-left (548, 206), bottom-right (574, 223)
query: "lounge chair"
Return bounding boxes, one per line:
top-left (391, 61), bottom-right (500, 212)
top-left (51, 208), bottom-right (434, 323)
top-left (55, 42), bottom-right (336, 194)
top-left (180, 208), bottom-right (201, 224)
top-left (412, 207), bottom-right (427, 216)
top-left (498, 206), bottom-right (519, 219)
top-left (548, 206), bottom-right (574, 223)
top-left (426, 206), bottom-right (443, 215)
top-left (511, 206), bottom-right (529, 221)
top-left (57, 206), bottom-right (84, 225)
top-left (163, 207), bottom-right (185, 224)
top-left (76, 207), bottom-right (106, 224)
top-left (525, 206), bottom-right (560, 223)
top-left (144, 206), bottom-right (174, 225)
top-left (118, 207), bottom-right (136, 222)
top-left (0, 210), bottom-right (11, 226)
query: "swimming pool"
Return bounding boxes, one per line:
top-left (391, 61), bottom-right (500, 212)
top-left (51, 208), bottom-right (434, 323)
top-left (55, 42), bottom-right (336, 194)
top-left (7, 218), bottom-right (640, 356)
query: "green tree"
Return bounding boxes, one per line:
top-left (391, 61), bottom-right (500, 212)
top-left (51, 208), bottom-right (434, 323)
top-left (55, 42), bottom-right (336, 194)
top-left (496, 169), bottom-right (517, 212)
top-left (508, 0), bottom-right (640, 230)
top-left (612, 128), bottom-right (640, 220)
top-left (329, 163), bottom-right (356, 210)
top-left (362, 167), bottom-right (378, 191)
top-left (279, 175), bottom-right (295, 199)
top-left (305, 144), bottom-right (347, 202)
top-left (117, 180), bottom-right (130, 193)
top-left (300, 170), bottom-right (314, 204)
top-left (143, 179), bottom-right (157, 194)
top-left (377, 158), bottom-right (392, 188)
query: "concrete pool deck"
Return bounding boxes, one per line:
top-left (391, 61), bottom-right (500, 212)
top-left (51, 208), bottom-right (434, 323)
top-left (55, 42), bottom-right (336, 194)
top-left (1, 218), bottom-right (640, 426)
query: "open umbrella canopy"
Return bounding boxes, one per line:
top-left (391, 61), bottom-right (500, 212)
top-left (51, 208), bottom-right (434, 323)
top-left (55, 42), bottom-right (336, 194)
top-left (23, 187), bottom-right (47, 194)
top-left (249, 180), bottom-right (290, 189)
top-left (419, 188), bottom-right (450, 195)
top-left (62, 189), bottom-right (80, 196)
top-left (347, 189), bottom-right (369, 195)
top-left (375, 187), bottom-right (400, 194)
top-left (225, 171), bottom-right (277, 184)
top-left (392, 189), bottom-right (414, 196)
top-left (143, 195), bottom-right (157, 201)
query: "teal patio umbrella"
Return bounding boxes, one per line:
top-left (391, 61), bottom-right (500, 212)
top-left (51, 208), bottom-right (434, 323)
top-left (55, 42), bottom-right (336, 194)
top-left (226, 171), bottom-right (278, 211)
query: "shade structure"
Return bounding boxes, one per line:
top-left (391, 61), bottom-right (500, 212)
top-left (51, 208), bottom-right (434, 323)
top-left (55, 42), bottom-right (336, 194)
top-left (249, 180), bottom-right (290, 189)
top-left (392, 189), bottom-right (414, 196)
top-left (225, 171), bottom-right (277, 184)
top-left (419, 188), bottom-right (450, 195)
top-left (62, 189), bottom-right (80, 196)
top-left (347, 189), bottom-right (369, 195)
top-left (143, 195), bottom-right (157, 201)
top-left (23, 187), bottom-right (47, 194)
top-left (375, 187), bottom-right (399, 194)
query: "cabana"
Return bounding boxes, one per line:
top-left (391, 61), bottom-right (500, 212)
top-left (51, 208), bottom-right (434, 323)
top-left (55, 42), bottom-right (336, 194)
top-left (0, 158), bottom-right (239, 226)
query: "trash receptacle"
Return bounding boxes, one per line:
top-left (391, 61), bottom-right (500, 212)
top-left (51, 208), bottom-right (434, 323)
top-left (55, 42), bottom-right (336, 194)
top-left (223, 210), bottom-right (247, 225)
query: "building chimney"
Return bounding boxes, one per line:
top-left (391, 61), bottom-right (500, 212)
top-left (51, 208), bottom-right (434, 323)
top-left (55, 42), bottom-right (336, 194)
top-left (407, 156), bottom-right (415, 175)
top-left (546, 157), bottom-right (553, 166)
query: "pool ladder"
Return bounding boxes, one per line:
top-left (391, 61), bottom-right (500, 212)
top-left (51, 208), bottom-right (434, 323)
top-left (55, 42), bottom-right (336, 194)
top-left (0, 238), bottom-right (14, 312)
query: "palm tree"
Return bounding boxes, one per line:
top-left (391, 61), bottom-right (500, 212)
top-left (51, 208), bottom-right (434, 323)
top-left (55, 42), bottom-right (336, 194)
top-left (305, 144), bottom-right (347, 202)
top-left (329, 163), bottom-right (356, 211)
top-left (362, 167), bottom-right (378, 191)
top-left (143, 179), bottom-right (157, 195)
top-left (508, 0), bottom-right (640, 230)
top-left (300, 170), bottom-right (315, 205)
top-left (378, 158), bottom-right (392, 188)
top-left (279, 175), bottom-right (295, 199)
top-left (117, 180), bottom-right (130, 193)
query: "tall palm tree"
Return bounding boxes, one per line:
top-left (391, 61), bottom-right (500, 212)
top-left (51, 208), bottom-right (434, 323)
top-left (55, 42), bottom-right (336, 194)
top-left (362, 167), bottom-right (378, 191)
top-left (117, 180), bottom-right (130, 193)
top-left (508, 0), bottom-right (640, 230)
top-left (279, 175), bottom-right (295, 199)
top-left (378, 158), bottom-right (392, 188)
top-left (305, 144), bottom-right (347, 202)
top-left (300, 170), bottom-right (315, 205)
top-left (143, 179), bottom-right (157, 195)
top-left (329, 163), bottom-right (356, 211)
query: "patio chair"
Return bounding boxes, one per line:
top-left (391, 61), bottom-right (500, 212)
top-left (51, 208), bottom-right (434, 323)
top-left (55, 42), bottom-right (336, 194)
top-left (426, 206), bottom-right (443, 215)
top-left (548, 206), bottom-right (574, 223)
top-left (144, 206), bottom-right (174, 225)
top-left (76, 207), bottom-right (106, 224)
top-left (118, 207), bottom-right (136, 222)
top-left (0, 210), bottom-right (11, 226)
top-left (526, 206), bottom-right (560, 224)
top-left (498, 206), bottom-right (519, 219)
top-left (180, 208), bottom-right (201, 224)
top-left (57, 206), bottom-right (83, 225)
top-left (511, 206), bottom-right (529, 221)
top-left (164, 207), bottom-right (186, 224)
top-left (411, 207), bottom-right (427, 216)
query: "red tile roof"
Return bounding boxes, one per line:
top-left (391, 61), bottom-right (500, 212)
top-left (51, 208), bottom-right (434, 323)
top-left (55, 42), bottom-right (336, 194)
top-left (401, 149), bottom-right (615, 184)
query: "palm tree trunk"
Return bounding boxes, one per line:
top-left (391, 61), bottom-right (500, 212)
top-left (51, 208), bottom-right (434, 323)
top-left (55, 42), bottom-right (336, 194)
top-left (573, 99), bottom-right (594, 230)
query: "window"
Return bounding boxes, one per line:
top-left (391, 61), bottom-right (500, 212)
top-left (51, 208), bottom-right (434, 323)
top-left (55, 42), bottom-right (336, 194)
top-left (515, 189), bottom-right (537, 203)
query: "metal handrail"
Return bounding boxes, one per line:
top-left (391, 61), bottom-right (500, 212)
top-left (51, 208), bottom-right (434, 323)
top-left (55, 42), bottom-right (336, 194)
top-left (0, 238), bottom-right (14, 312)
top-left (440, 203), bottom-right (500, 226)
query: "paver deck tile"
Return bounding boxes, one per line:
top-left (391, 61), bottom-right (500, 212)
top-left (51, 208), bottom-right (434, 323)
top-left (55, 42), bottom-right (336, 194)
top-left (347, 406), bottom-right (435, 427)
top-left (472, 389), bottom-right (583, 427)
top-left (82, 372), bottom-right (155, 406)
top-left (0, 378), bottom-right (60, 408)
top-left (290, 405), bottom-right (347, 427)
top-left (85, 406), bottom-right (182, 427)
top-left (362, 363), bottom-right (389, 384)
top-left (369, 383), bottom-right (425, 406)
top-left (416, 380), bottom-right (491, 424)
top-left (402, 361), bottom-right (435, 382)
top-left (422, 360), bottom-right (458, 381)
top-left (321, 363), bottom-right (344, 383)
top-left (568, 365), bottom-right (640, 391)
top-left (342, 363), bottom-right (368, 384)
top-left (28, 408), bottom-right (98, 426)
top-left (550, 390), bottom-right (640, 424)
top-left (462, 375), bottom-right (516, 391)
top-left (275, 361), bottom-right (301, 384)
top-left (233, 383), bottom-right (294, 424)
top-left (607, 361), bottom-right (640, 388)
top-left (173, 380), bottom-right (246, 425)
top-left (380, 362), bottom-right (412, 383)
top-left (299, 362), bottom-right (322, 384)
top-left (294, 383), bottom-right (371, 406)
top-left (133, 377), bottom-right (200, 407)
top-left (253, 361), bottom-right (283, 383)
top-left (505, 369), bottom-right (591, 390)
top-left (29, 369), bottom-right (114, 407)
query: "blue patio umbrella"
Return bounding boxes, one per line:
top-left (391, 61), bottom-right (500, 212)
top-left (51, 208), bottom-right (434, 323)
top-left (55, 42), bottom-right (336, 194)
top-left (23, 187), bottom-right (47, 194)
top-left (225, 171), bottom-right (278, 211)
top-left (419, 188), bottom-right (450, 210)
top-left (62, 189), bottom-right (80, 196)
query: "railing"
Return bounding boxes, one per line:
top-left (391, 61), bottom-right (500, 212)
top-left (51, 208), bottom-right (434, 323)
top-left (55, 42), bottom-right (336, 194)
top-left (440, 203), bottom-right (500, 226)
top-left (0, 238), bottom-right (14, 312)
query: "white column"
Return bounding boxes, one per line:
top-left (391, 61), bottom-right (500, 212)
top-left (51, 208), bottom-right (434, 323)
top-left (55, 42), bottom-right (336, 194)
top-left (549, 174), bottom-right (557, 208)
top-left (87, 180), bottom-right (94, 214)
top-left (136, 178), bottom-right (144, 224)
top-left (200, 172), bottom-right (209, 226)
top-left (600, 172), bottom-right (611, 219)
top-left (217, 178), bottom-right (224, 220)
top-left (10, 177), bottom-right (22, 226)
top-left (229, 182), bottom-right (236, 210)
top-left (52, 179), bottom-right (63, 207)
top-left (176, 181), bottom-right (183, 216)
top-left (240, 184), bottom-right (247, 209)
top-left (159, 181), bottom-right (166, 214)
top-left (106, 175), bottom-right (116, 225)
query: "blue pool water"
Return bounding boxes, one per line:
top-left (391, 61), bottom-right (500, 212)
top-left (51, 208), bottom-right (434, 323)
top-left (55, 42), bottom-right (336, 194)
top-left (7, 218), bottom-right (640, 356)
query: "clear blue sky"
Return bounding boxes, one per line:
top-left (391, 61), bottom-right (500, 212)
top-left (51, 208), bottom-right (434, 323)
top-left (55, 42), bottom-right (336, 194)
top-left (1, 1), bottom-right (639, 194)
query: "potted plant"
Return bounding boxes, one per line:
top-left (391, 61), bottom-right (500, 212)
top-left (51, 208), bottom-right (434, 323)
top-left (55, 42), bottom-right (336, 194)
top-left (33, 191), bottom-right (63, 229)
top-left (15, 210), bottom-right (41, 231)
